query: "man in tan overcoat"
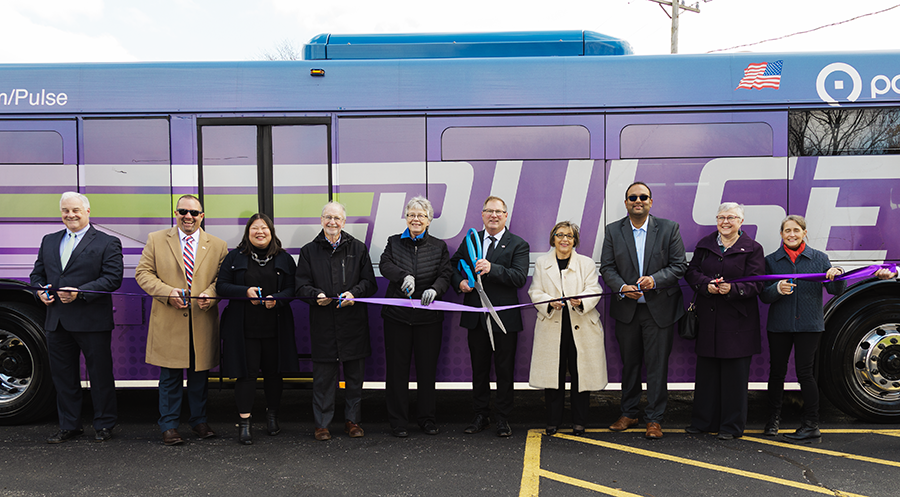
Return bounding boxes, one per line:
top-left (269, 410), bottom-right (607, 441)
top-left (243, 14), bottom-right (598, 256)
top-left (135, 195), bottom-right (228, 446)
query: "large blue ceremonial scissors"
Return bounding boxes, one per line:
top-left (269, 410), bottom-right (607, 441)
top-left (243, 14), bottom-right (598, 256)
top-left (457, 228), bottom-right (507, 350)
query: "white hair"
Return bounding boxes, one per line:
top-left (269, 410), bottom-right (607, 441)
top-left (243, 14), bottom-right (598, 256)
top-left (406, 196), bottom-right (434, 221)
top-left (321, 201), bottom-right (347, 218)
top-left (60, 191), bottom-right (90, 210)
top-left (717, 202), bottom-right (744, 218)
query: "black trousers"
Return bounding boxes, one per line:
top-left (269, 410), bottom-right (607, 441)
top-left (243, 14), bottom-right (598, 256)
top-left (468, 321), bottom-right (518, 420)
top-left (545, 319), bottom-right (589, 427)
top-left (234, 337), bottom-right (282, 414)
top-left (690, 355), bottom-right (752, 437)
top-left (614, 305), bottom-right (673, 423)
top-left (767, 331), bottom-right (821, 423)
top-left (383, 318), bottom-right (443, 429)
top-left (47, 324), bottom-right (117, 430)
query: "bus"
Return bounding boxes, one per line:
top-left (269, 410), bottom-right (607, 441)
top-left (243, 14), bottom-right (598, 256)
top-left (1, 30), bottom-right (899, 425)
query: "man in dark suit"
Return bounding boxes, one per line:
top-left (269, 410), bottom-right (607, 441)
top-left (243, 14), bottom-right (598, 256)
top-left (30, 192), bottom-right (123, 443)
top-left (600, 182), bottom-right (687, 439)
top-left (451, 196), bottom-right (529, 437)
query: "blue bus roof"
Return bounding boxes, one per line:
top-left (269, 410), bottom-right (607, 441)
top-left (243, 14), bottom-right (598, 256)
top-left (0, 49), bottom-right (897, 114)
top-left (303, 30), bottom-right (634, 60)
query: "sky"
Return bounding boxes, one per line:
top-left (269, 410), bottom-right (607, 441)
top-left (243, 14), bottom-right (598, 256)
top-left (0, 0), bottom-right (898, 63)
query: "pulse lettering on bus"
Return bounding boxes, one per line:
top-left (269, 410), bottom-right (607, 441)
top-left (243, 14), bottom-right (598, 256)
top-left (0, 89), bottom-right (68, 106)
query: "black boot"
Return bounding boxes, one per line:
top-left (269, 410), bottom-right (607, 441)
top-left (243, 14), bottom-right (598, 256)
top-left (763, 412), bottom-right (780, 436)
top-left (783, 419), bottom-right (821, 442)
top-left (238, 416), bottom-right (252, 445)
top-left (266, 409), bottom-right (280, 436)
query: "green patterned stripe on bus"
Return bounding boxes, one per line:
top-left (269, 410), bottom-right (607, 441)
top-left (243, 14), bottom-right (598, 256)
top-left (274, 192), bottom-right (374, 217)
top-left (0, 194), bottom-right (67, 218)
top-left (0, 192), bottom-right (375, 219)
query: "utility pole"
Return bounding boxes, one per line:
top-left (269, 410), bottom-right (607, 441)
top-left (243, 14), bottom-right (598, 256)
top-left (649, 0), bottom-right (702, 53)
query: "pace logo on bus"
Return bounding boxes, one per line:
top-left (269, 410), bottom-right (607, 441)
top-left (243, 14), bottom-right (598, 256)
top-left (817, 62), bottom-right (900, 106)
top-left (0, 89), bottom-right (68, 106)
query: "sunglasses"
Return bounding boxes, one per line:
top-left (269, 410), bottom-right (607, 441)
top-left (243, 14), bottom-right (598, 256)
top-left (176, 209), bottom-right (203, 216)
top-left (627, 194), bottom-right (651, 202)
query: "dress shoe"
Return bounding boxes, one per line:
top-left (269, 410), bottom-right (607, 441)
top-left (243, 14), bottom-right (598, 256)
top-left (609, 416), bottom-right (639, 431)
top-left (47, 428), bottom-right (84, 444)
top-left (391, 427), bottom-right (409, 438)
top-left (420, 420), bottom-right (439, 435)
top-left (763, 414), bottom-right (781, 436)
top-left (191, 422), bottom-right (216, 439)
top-left (94, 428), bottom-right (112, 442)
top-left (783, 420), bottom-right (821, 442)
top-left (496, 418), bottom-right (512, 437)
top-left (572, 425), bottom-right (585, 436)
top-left (717, 432), bottom-right (739, 440)
top-left (345, 421), bottom-right (365, 438)
top-left (545, 426), bottom-right (558, 436)
top-left (464, 414), bottom-right (490, 434)
top-left (162, 429), bottom-right (184, 446)
top-left (238, 416), bottom-right (252, 445)
top-left (314, 428), bottom-right (332, 441)
top-left (645, 422), bottom-right (663, 439)
top-left (684, 426), bottom-right (703, 434)
top-left (266, 409), bottom-right (280, 436)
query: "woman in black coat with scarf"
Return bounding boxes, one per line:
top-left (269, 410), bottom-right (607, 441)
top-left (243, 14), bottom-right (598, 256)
top-left (684, 202), bottom-right (764, 440)
top-left (760, 215), bottom-right (844, 441)
top-left (217, 213), bottom-right (299, 445)
top-left (380, 196), bottom-right (452, 438)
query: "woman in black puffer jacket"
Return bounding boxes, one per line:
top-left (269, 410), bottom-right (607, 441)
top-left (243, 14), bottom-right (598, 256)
top-left (379, 196), bottom-right (451, 438)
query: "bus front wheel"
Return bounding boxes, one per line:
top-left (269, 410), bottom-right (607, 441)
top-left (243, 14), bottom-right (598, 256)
top-left (821, 298), bottom-right (900, 423)
top-left (0, 302), bottom-right (55, 425)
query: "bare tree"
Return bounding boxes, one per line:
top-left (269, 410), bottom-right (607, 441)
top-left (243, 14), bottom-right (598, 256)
top-left (258, 39), bottom-right (303, 61)
top-left (789, 108), bottom-right (900, 156)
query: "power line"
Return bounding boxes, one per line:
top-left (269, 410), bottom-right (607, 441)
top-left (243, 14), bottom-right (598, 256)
top-left (707, 3), bottom-right (900, 53)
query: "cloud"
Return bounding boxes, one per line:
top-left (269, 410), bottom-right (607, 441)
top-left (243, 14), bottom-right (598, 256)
top-left (0, 10), bottom-right (135, 63)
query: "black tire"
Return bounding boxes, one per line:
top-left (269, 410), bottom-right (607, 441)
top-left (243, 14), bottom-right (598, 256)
top-left (0, 302), bottom-right (55, 425)
top-left (821, 297), bottom-right (900, 423)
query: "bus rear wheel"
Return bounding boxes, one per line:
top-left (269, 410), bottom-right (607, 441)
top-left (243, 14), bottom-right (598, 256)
top-left (0, 302), bottom-right (54, 425)
top-left (821, 298), bottom-right (900, 423)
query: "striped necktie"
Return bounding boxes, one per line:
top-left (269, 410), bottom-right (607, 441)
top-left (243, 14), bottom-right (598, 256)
top-left (183, 236), bottom-right (194, 289)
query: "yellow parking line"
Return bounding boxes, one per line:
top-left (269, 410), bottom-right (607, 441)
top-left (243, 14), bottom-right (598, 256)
top-left (540, 469), bottom-right (644, 496)
top-left (520, 429), bottom-right (542, 496)
top-left (551, 433), bottom-right (868, 497)
top-left (741, 435), bottom-right (900, 468)
top-left (520, 430), bottom-right (644, 497)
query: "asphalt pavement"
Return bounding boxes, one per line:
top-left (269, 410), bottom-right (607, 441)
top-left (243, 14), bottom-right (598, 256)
top-left (1, 386), bottom-right (897, 497)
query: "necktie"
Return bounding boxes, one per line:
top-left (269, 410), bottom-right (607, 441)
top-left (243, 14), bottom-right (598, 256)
top-left (485, 235), bottom-right (497, 260)
top-left (183, 236), bottom-right (195, 290)
top-left (61, 233), bottom-right (74, 269)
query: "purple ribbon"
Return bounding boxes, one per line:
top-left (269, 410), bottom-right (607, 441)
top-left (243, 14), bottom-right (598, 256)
top-left (7, 263), bottom-right (894, 314)
top-left (728, 263), bottom-right (896, 284)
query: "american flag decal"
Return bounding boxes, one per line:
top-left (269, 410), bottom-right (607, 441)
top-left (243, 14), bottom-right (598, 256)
top-left (736, 60), bottom-right (783, 90)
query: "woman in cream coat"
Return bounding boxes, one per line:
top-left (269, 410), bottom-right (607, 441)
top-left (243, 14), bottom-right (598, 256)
top-left (529, 221), bottom-right (607, 435)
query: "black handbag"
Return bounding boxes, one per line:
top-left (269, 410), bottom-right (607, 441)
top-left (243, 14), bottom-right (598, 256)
top-left (678, 293), bottom-right (699, 340)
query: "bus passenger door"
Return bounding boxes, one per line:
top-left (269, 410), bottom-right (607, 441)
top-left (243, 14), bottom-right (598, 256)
top-left (198, 119), bottom-right (331, 248)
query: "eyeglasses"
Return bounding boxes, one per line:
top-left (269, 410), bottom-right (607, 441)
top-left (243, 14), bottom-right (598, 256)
top-left (627, 194), bottom-right (650, 202)
top-left (554, 233), bottom-right (575, 240)
top-left (716, 215), bottom-right (742, 223)
top-left (406, 213), bottom-right (428, 220)
top-left (322, 215), bottom-right (344, 222)
top-left (176, 209), bottom-right (202, 216)
top-left (482, 209), bottom-right (507, 215)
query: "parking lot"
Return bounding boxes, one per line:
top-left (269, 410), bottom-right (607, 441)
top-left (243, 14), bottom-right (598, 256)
top-left (1, 387), bottom-right (897, 496)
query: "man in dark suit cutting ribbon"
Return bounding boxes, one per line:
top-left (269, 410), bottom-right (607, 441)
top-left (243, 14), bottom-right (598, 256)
top-left (451, 196), bottom-right (529, 437)
top-left (31, 192), bottom-right (123, 443)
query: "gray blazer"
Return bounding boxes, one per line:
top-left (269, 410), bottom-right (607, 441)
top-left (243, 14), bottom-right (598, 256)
top-left (599, 215), bottom-right (688, 328)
